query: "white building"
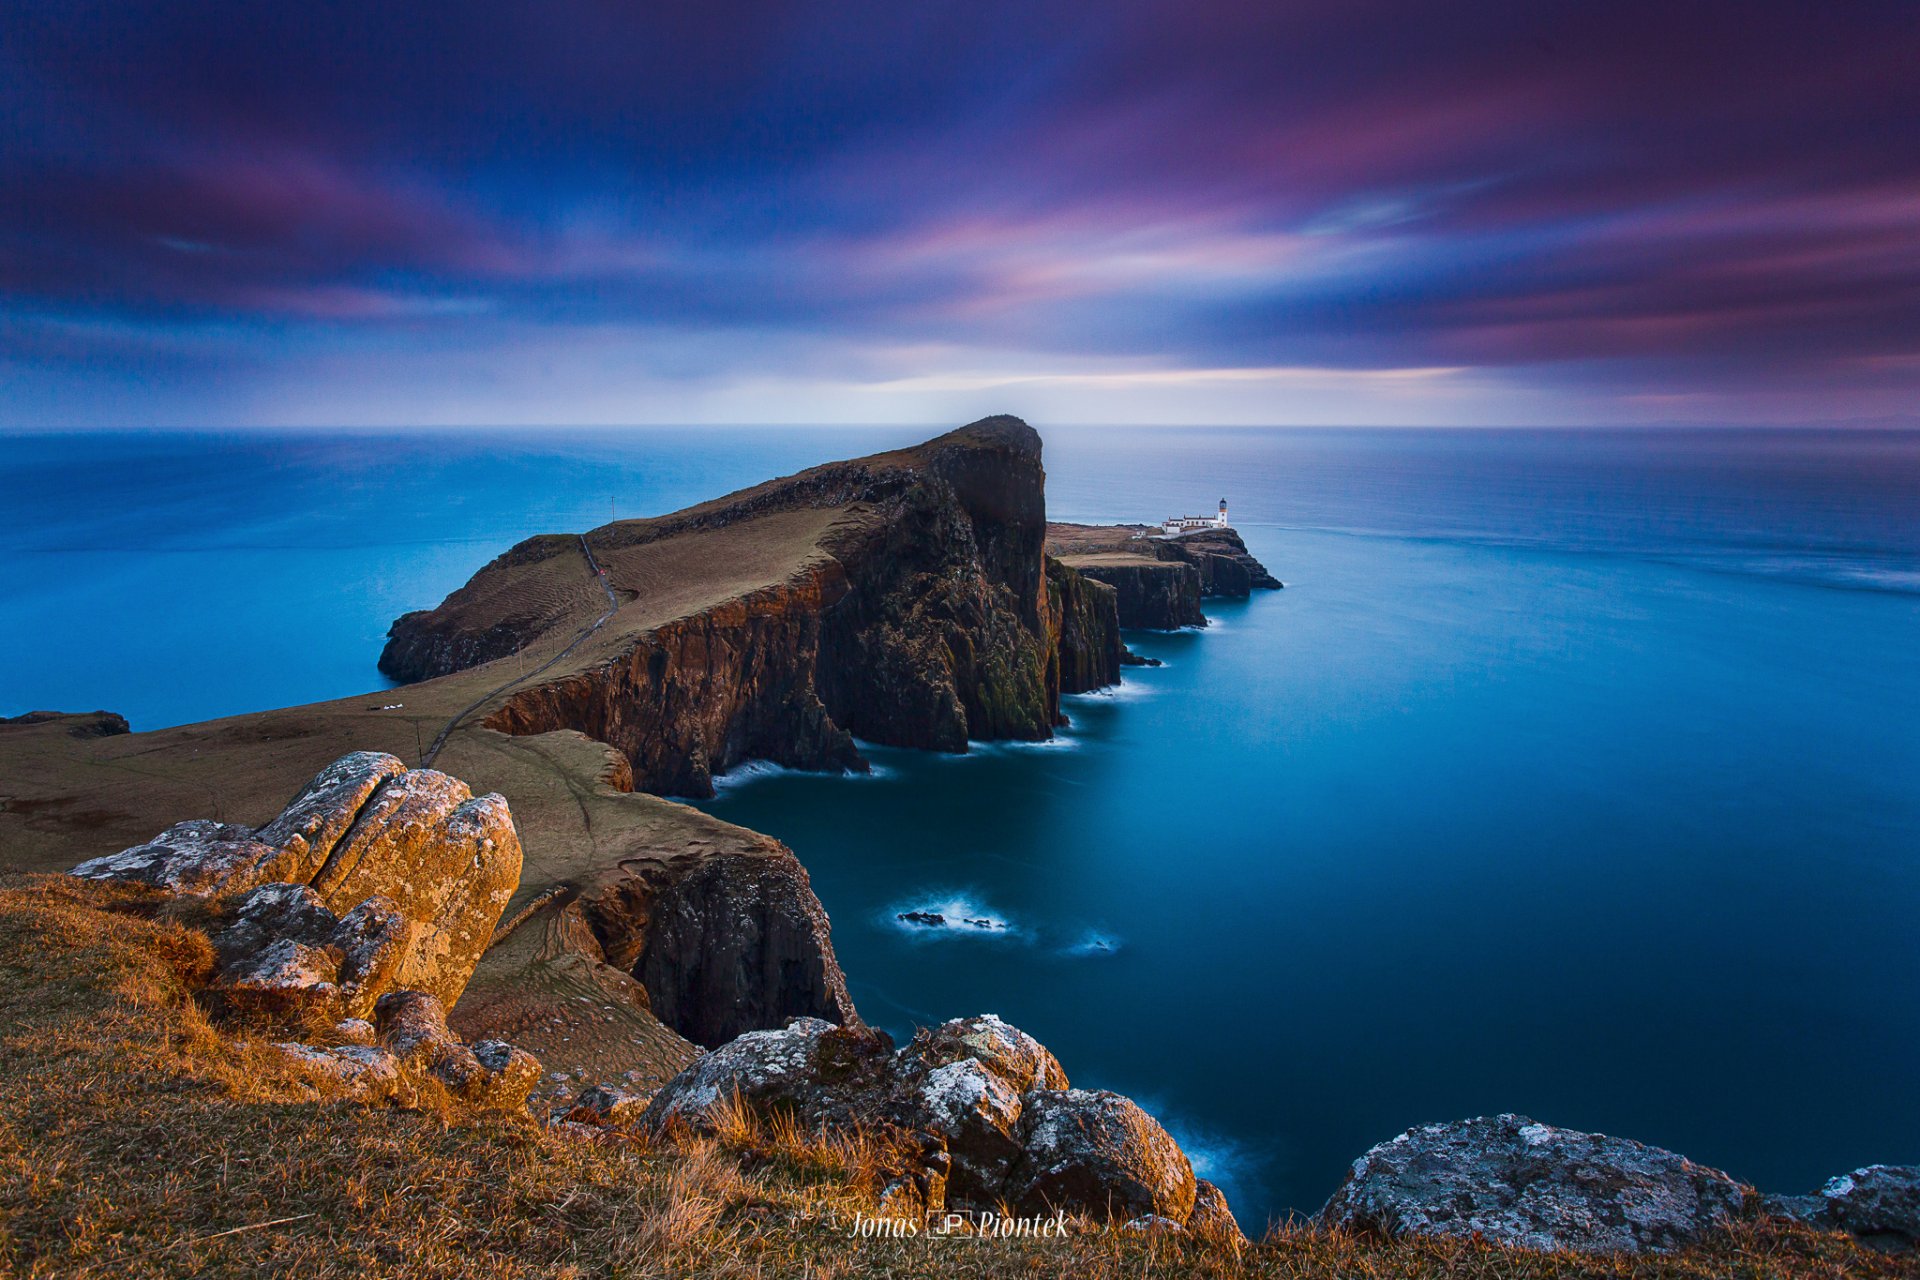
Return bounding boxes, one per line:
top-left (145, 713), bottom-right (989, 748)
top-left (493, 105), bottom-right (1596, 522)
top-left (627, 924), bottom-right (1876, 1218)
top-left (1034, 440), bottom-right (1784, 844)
top-left (1162, 499), bottom-right (1229, 535)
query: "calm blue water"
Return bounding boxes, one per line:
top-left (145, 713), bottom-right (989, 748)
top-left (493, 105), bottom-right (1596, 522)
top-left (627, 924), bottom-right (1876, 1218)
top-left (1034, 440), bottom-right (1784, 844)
top-left (5, 426), bottom-right (1918, 1228)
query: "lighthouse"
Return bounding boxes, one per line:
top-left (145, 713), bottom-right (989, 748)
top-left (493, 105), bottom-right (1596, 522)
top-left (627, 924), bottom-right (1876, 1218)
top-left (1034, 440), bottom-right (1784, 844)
top-left (1215, 498), bottom-right (1229, 528)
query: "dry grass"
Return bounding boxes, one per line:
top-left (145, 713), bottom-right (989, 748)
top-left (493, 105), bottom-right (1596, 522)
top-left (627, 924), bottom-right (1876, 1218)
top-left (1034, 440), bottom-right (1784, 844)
top-left (0, 873), bottom-right (1910, 1280)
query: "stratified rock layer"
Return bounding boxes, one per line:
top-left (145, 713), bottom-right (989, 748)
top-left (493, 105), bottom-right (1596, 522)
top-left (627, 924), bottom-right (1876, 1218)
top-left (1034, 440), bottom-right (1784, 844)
top-left (1320, 1114), bottom-right (1753, 1254)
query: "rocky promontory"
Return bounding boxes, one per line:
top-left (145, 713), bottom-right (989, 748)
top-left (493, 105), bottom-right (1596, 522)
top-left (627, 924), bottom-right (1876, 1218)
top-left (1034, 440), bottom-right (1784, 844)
top-left (1046, 522), bottom-right (1280, 629)
top-left (381, 417), bottom-right (1127, 798)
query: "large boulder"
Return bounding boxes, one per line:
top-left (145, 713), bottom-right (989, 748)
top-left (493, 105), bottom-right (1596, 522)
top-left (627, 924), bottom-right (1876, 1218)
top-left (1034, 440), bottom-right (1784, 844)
top-left (897, 1013), bottom-right (1069, 1094)
top-left (640, 1017), bottom-right (894, 1131)
top-left (634, 1011), bottom-right (1225, 1233)
top-left (70, 751), bottom-right (521, 1009)
top-left (1009, 1089), bottom-right (1197, 1223)
top-left (1320, 1114), bottom-right (1752, 1254)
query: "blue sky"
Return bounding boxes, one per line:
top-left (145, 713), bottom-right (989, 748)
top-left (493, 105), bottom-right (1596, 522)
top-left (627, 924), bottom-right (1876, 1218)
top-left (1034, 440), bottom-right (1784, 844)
top-left (4, 1), bottom-right (1918, 427)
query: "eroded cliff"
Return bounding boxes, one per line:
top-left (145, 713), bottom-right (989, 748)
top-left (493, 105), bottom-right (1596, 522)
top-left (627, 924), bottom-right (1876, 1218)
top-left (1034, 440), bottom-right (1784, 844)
top-left (383, 417), bottom-right (1123, 798)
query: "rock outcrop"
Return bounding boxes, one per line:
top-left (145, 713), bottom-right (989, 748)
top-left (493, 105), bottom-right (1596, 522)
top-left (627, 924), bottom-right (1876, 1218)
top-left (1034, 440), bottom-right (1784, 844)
top-left (380, 418), bottom-right (1127, 797)
top-left (1047, 523), bottom-right (1279, 630)
top-left (1763, 1164), bottom-right (1920, 1251)
top-left (1320, 1114), bottom-right (1753, 1254)
top-left (571, 847), bottom-right (858, 1048)
top-left (634, 1011), bottom-right (1220, 1231)
top-left (71, 750), bottom-right (522, 1009)
top-left (272, 990), bottom-right (541, 1111)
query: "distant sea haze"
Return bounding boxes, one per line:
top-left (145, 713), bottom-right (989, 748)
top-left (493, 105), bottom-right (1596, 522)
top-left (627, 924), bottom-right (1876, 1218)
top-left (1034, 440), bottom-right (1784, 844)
top-left (5, 425), bottom-right (1917, 1227)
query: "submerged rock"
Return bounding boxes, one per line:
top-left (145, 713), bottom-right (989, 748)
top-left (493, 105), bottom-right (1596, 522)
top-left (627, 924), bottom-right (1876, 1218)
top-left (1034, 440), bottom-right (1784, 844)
top-left (1320, 1114), bottom-right (1752, 1254)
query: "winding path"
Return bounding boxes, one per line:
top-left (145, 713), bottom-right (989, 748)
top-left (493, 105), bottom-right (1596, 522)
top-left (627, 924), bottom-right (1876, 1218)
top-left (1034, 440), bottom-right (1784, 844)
top-left (420, 533), bottom-right (620, 767)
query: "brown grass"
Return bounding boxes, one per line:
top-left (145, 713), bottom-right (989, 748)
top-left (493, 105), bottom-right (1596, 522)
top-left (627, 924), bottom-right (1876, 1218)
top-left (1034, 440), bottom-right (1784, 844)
top-left (0, 873), bottom-right (1910, 1280)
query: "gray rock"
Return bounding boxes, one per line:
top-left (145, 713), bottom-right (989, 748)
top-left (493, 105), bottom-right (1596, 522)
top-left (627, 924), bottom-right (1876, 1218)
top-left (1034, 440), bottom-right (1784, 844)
top-left (897, 1014), bottom-right (1069, 1093)
top-left (1009, 1088), bottom-right (1196, 1223)
top-left (1187, 1179), bottom-right (1247, 1245)
top-left (275, 1043), bottom-right (403, 1100)
top-left (910, 1059), bottom-right (1023, 1202)
top-left (216, 938), bottom-right (343, 1016)
top-left (71, 820), bottom-right (281, 898)
top-left (1822, 1165), bottom-right (1920, 1248)
top-left (641, 1017), bottom-right (892, 1130)
top-left (1320, 1114), bottom-right (1752, 1254)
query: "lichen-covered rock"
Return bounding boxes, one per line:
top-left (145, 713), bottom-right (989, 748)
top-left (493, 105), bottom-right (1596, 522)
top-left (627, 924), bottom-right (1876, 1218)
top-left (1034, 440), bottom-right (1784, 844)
top-left (639, 1010), bottom-right (1225, 1231)
top-left (1821, 1165), bottom-right (1920, 1248)
top-left (1187, 1179), bottom-right (1247, 1245)
top-left (373, 989), bottom-right (539, 1111)
top-left (254, 750), bottom-right (408, 883)
top-left (217, 938), bottom-right (343, 1016)
top-left (70, 751), bottom-right (521, 1011)
top-left (911, 1059), bottom-right (1024, 1200)
top-left (1320, 1114), bottom-right (1752, 1254)
top-left (274, 1043), bottom-right (403, 1100)
top-left (206, 882), bottom-right (410, 1019)
top-left (641, 1017), bottom-right (894, 1130)
top-left (1009, 1089), bottom-right (1196, 1223)
top-left (71, 820), bottom-right (282, 897)
top-left (898, 1014), bottom-right (1069, 1094)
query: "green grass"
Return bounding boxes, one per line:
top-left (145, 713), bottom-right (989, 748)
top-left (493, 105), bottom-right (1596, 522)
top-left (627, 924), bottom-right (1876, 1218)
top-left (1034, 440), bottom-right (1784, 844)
top-left (0, 874), bottom-right (1908, 1280)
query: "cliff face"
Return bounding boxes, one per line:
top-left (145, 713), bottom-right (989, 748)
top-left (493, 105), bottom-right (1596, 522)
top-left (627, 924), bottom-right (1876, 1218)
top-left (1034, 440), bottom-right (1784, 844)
top-left (1048, 522), bottom-right (1280, 630)
top-left (568, 847), bottom-right (857, 1048)
top-left (384, 417), bottom-right (1122, 797)
top-left (1046, 557), bottom-right (1123, 693)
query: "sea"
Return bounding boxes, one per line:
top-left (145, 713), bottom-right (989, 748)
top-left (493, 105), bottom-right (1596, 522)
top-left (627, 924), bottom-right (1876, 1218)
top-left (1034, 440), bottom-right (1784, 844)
top-left (4, 425), bottom-right (1917, 1229)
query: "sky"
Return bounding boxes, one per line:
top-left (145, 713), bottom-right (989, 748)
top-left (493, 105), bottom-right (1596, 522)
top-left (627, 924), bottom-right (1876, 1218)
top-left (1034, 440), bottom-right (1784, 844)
top-left (3, 1), bottom-right (1918, 428)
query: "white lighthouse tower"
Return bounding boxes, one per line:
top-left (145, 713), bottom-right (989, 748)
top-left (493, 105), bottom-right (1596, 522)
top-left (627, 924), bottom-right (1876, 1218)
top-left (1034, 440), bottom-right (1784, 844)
top-left (1215, 498), bottom-right (1229, 528)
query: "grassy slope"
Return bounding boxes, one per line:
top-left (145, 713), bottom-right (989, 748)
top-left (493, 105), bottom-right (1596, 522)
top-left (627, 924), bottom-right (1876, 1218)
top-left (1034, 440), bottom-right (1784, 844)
top-left (0, 876), bottom-right (1902, 1279)
top-left (0, 505), bottom-right (860, 1088)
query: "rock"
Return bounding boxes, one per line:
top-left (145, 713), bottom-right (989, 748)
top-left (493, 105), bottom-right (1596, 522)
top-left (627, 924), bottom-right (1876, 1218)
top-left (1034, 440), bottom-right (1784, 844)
top-left (335, 1018), bottom-right (377, 1045)
top-left (71, 820), bottom-right (283, 898)
top-left (565, 1084), bottom-right (650, 1128)
top-left (640, 1010), bottom-right (1211, 1230)
top-left (374, 990), bottom-right (539, 1111)
top-left (1121, 1215), bottom-right (1186, 1234)
top-left (205, 882), bottom-right (411, 1019)
top-left (217, 938), bottom-right (344, 1016)
top-left (909, 1060), bottom-right (1024, 1200)
top-left (255, 750), bottom-right (408, 882)
top-left (898, 1014), bottom-right (1069, 1094)
top-left (71, 752), bottom-right (522, 1011)
top-left (641, 1017), bottom-right (893, 1131)
top-left (1320, 1114), bottom-right (1751, 1254)
top-left (1187, 1179), bottom-right (1246, 1244)
top-left (274, 1043), bottom-right (403, 1100)
top-left (1009, 1089), bottom-right (1197, 1223)
top-left (1822, 1165), bottom-right (1920, 1249)
top-left (898, 911), bottom-right (945, 927)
